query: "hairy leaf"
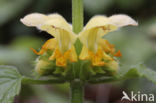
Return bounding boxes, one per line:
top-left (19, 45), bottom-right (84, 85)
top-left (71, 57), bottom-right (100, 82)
top-left (118, 63), bottom-right (156, 84)
top-left (0, 65), bottom-right (22, 103)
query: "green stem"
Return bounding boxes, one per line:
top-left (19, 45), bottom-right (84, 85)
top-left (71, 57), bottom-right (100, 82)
top-left (70, 81), bottom-right (84, 103)
top-left (72, 0), bottom-right (83, 54)
top-left (22, 77), bottom-right (65, 85)
top-left (72, 0), bottom-right (84, 102)
top-left (72, 0), bottom-right (84, 34)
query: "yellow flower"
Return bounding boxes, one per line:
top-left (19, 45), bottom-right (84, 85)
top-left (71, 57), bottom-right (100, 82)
top-left (79, 14), bottom-right (138, 68)
top-left (21, 13), bottom-right (77, 67)
top-left (21, 13), bottom-right (137, 71)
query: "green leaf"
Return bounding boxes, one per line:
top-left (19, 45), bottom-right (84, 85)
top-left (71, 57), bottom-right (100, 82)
top-left (0, 65), bottom-right (22, 103)
top-left (118, 63), bottom-right (156, 84)
top-left (89, 63), bottom-right (156, 84)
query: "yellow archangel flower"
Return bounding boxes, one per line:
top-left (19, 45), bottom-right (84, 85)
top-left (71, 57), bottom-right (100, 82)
top-left (79, 15), bottom-right (138, 69)
top-left (21, 13), bottom-right (137, 70)
top-left (21, 13), bottom-right (77, 67)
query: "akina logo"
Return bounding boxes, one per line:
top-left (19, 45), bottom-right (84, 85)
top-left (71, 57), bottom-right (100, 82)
top-left (121, 91), bottom-right (155, 102)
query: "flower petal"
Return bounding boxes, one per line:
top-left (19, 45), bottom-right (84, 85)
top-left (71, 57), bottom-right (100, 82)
top-left (38, 14), bottom-right (76, 53)
top-left (79, 15), bottom-right (117, 51)
top-left (83, 15), bottom-right (117, 31)
top-left (20, 13), bottom-right (49, 27)
top-left (98, 39), bottom-right (115, 54)
top-left (49, 46), bottom-right (77, 67)
top-left (79, 46), bottom-right (90, 60)
top-left (79, 14), bottom-right (137, 52)
top-left (21, 13), bottom-right (77, 53)
top-left (69, 46), bottom-right (78, 62)
top-left (79, 15), bottom-right (117, 39)
top-left (31, 38), bottom-right (57, 55)
top-left (21, 13), bottom-right (73, 37)
top-left (109, 14), bottom-right (138, 27)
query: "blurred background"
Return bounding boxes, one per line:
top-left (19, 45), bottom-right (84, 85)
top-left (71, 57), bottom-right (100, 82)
top-left (0, 0), bottom-right (156, 103)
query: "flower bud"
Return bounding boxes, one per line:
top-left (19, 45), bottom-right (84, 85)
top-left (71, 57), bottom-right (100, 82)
top-left (35, 58), bottom-right (54, 76)
top-left (106, 61), bottom-right (119, 71)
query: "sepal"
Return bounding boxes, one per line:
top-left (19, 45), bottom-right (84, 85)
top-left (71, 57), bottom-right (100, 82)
top-left (79, 60), bottom-right (118, 82)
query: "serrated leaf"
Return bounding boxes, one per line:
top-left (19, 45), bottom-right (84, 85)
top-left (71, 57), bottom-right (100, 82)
top-left (0, 65), bottom-right (22, 103)
top-left (141, 69), bottom-right (156, 84)
top-left (118, 63), bottom-right (156, 84)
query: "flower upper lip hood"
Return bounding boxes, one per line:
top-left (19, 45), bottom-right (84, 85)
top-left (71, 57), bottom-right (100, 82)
top-left (20, 13), bottom-right (77, 53)
top-left (78, 14), bottom-right (138, 66)
top-left (79, 14), bottom-right (138, 52)
top-left (21, 13), bottom-right (77, 67)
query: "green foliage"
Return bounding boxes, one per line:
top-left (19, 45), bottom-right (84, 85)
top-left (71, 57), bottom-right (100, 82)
top-left (105, 30), bottom-right (154, 65)
top-left (89, 63), bottom-right (156, 85)
top-left (0, 65), bottom-right (22, 103)
top-left (0, 59), bottom-right (156, 102)
top-left (79, 60), bottom-right (117, 82)
top-left (118, 63), bottom-right (156, 84)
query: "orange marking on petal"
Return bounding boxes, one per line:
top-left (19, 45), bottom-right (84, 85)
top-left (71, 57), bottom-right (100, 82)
top-left (114, 50), bottom-right (122, 57)
top-left (30, 48), bottom-right (45, 55)
top-left (88, 49), bottom-right (106, 66)
top-left (49, 48), bottom-right (61, 60)
top-left (99, 39), bottom-right (115, 54)
top-left (56, 57), bottom-right (67, 67)
top-left (49, 47), bottom-right (77, 67)
top-left (31, 38), bottom-right (57, 55)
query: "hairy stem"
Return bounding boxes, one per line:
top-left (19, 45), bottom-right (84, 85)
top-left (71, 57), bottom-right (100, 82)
top-left (71, 0), bottom-right (84, 103)
top-left (70, 81), bottom-right (84, 103)
top-left (72, 0), bottom-right (84, 34)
